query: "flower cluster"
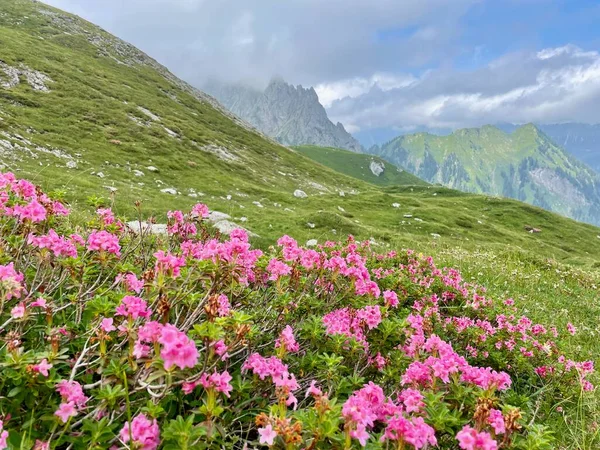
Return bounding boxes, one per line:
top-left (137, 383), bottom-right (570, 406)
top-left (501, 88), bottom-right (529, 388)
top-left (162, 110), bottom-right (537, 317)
top-left (0, 172), bottom-right (592, 449)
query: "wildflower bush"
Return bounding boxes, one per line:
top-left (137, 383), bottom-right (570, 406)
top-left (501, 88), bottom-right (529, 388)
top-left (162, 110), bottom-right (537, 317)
top-left (0, 171), bottom-right (594, 449)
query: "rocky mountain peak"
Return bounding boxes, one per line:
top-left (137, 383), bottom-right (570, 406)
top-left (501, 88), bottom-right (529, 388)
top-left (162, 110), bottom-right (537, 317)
top-left (205, 78), bottom-right (363, 152)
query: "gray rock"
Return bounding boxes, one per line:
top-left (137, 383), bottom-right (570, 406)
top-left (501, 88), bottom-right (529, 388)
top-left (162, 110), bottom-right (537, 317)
top-left (147, 166), bottom-right (159, 172)
top-left (370, 160), bottom-right (385, 177)
top-left (160, 188), bottom-right (178, 195)
top-left (127, 221), bottom-right (168, 235)
top-left (66, 160), bottom-right (77, 169)
top-left (306, 239), bottom-right (318, 247)
top-left (207, 211), bottom-right (231, 223)
top-left (133, 169), bottom-right (144, 177)
top-left (294, 189), bottom-right (308, 198)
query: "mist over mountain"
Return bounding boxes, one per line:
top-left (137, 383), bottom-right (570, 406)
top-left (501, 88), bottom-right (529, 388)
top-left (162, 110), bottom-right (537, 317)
top-left (205, 79), bottom-right (363, 152)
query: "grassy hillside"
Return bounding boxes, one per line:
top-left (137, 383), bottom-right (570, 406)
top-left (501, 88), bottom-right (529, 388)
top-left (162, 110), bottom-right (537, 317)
top-left (1, 0), bottom-right (600, 269)
top-left (369, 124), bottom-right (600, 226)
top-left (293, 145), bottom-right (428, 186)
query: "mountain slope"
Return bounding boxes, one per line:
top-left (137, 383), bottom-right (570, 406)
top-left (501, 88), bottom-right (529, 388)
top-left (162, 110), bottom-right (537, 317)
top-left (294, 145), bottom-right (428, 187)
top-left (205, 79), bottom-right (363, 152)
top-left (368, 124), bottom-right (600, 226)
top-left (499, 123), bottom-right (600, 173)
top-left (3, 1), bottom-right (600, 266)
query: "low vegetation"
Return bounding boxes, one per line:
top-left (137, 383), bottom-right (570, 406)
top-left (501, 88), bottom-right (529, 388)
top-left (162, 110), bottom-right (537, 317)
top-left (0, 171), bottom-right (597, 449)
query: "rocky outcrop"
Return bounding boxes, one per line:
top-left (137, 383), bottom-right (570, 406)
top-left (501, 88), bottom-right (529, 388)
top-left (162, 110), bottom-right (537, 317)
top-left (205, 78), bottom-right (362, 152)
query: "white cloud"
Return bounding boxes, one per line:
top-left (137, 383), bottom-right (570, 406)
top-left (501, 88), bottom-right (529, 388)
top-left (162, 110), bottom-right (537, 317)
top-left (315, 73), bottom-right (417, 107)
top-left (41, 0), bottom-right (477, 87)
top-left (327, 45), bottom-right (600, 131)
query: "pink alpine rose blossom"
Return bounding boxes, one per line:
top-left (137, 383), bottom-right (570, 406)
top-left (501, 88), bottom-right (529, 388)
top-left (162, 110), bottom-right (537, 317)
top-left (119, 414), bottom-right (160, 450)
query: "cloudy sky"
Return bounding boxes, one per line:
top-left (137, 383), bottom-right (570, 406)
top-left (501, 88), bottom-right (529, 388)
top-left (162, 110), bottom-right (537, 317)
top-left (44, 0), bottom-right (600, 138)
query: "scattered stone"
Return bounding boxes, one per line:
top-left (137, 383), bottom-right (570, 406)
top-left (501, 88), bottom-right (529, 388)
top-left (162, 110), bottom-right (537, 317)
top-left (188, 193), bottom-right (198, 198)
top-left (160, 188), bottom-right (178, 195)
top-left (104, 186), bottom-right (117, 193)
top-left (477, 220), bottom-right (483, 224)
top-left (133, 170), bottom-right (144, 177)
top-left (96, 172), bottom-right (105, 178)
top-left (127, 221), bottom-right (168, 235)
top-left (147, 166), bottom-right (159, 172)
top-left (392, 203), bottom-right (400, 208)
top-left (162, 126), bottom-right (179, 138)
top-left (0, 61), bottom-right (53, 92)
top-left (109, 139), bottom-right (121, 145)
top-left (207, 211), bottom-right (231, 223)
top-left (213, 220), bottom-right (258, 237)
top-left (414, 218), bottom-right (423, 222)
top-left (226, 195), bottom-right (232, 200)
top-left (337, 206), bottom-right (346, 212)
top-left (284, 208), bottom-right (294, 212)
top-left (239, 217), bottom-right (248, 222)
top-left (339, 191), bottom-right (345, 197)
top-left (431, 233), bottom-right (441, 239)
top-left (137, 106), bottom-right (160, 122)
top-left (66, 160), bottom-right (77, 169)
top-left (307, 222), bottom-right (316, 229)
top-left (252, 201), bottom-right (264, 208)
top-left (524, 225), bottom-right (541, 233)
top-left (403, 214), bottom-right (412, 218)
top-left (306, 239), bottom-right (318, 247)
top-left (294, 189), bottom-right (308, 198)
top-left (370, 160), bottom-right (385, 177)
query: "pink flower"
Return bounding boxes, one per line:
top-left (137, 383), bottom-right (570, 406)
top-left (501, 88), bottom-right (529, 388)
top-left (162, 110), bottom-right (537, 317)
top-left (120, 272), bottom-right (144, 293)
top-left (115, 296), bottom-right (151, 320)
top-left (154, 250), bottom-right (185, 278)
top-left (0, 262), bottom-right (25, 300)
top-left (96, 208), bottom-right (115, 226)
top-left (100, 318), bottom-right (116, 332)
top-left (258, 424), bottom-right (277, 446)
top-left (14, 199), bottom-right (46, 223)
top-left (10, 303), bottom-right (25, 318)
top-left (217, 294), bottom-right (231, 317)
top-left (567, 322), bottom-right (577, 336)
top-left (33, 440), bottom-right (49, 450)
top-left (159, 324), bottom-right (198, 370)
top-left (56, 380), bottom-right (88, 407)
top-left (456, 425), bottom-right (498, 450)
top-left (87, 230), bottom-right (121, 256)
top-left (213, 339), bottom-right (230, 360)
top-left (356, 305), bottom-right (381, 330)
top-left (30, 297), bottom-right (47, 308)
top-left (199, 370), bottom-right (233, 397)
top-left (133, 341), bottom-right (151, 359)
top-left (28, 230), bottom-right (78, 258)
top-left (266, 258), bottom-right (292, 281)
top-left (33, 358), bottom-right (53, 377)
top-left (55, 402), bottom-right (77, 423)
top-left (275, 325), bottom-right (299, 353)
top-left (305, 380), bottom-right (323, 399)
top-left (0, 420), bottom-right (7, 450)
top-left (119, 414), bottom-right (160, 450)
top-left (191, 203), bottom-right (209, 218)
top-left (398, 388), bottom-right (424, 413)
top-left (138, 321), bottom-right (163, 343)
top-left (488, 409), bottom-right (505, 435)
top-left (383, 290), bottom-right (399, 307)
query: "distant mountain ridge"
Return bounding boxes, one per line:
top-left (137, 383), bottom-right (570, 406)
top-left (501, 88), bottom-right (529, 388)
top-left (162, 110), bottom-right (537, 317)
top-left (367, 124), bottom-right (600, 225)
top-left (205, 79), bottom-right (363, 152)
top-left (498, 123), bottom-right (600, 173)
